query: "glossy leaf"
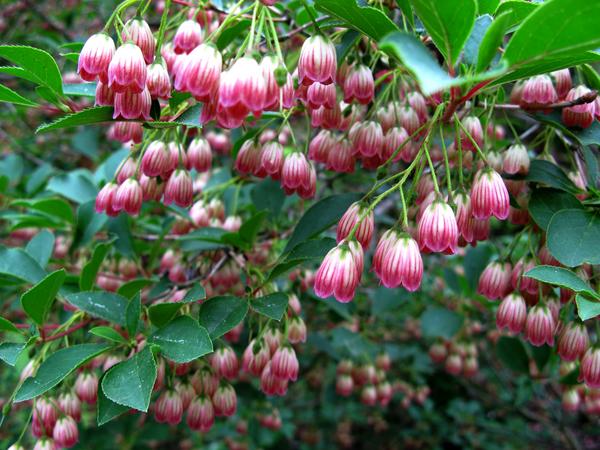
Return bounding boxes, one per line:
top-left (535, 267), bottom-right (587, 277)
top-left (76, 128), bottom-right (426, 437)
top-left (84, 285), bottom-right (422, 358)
top-left (89, 326), bottom-right (129, 345)
top-left (0, 342), bottom-right (26, 366)
top-left (496, 336), bottom-right (529, 373)
top-left (525, 159), bottom-right (578, 193)
top-left (284, 192), bottom-right (361, 253)
top-left (101, 346), bottom-right (156, 412)
top-left (525, 266), bottom-right (598, 299)
top-left (547, 209), bottom-right (600, 267)
top-left (36, 106), bottom-right (114, 133)
top-left (21, 269), bottom-right (66, 326)
top-left (251, 178), bottom-right (286, 218)
top-left (252, 293), bottom-right (289, 321)
top-left (0, 316), bottom-right (20, 334)
top-left (0, 246), bottom-right (46, 284)
top-left (97, 372), bottom-right (128, 426)
top-left (477, 11), bottom-right (511, 72)
top-left (11, 197), bottom-right (75, 224)
top-left (47, 170), bottom-right (98, 203)
top-left (268, 238), bottom-right (336, 281)
top-left (80, 241), bottom-right (112, 291)
top-left (117, 278), bottom-right (155, 299)
top-left (463, 15), bottom-right (492, 66)
top-left (149, 315), bottom-right (212, 363)
top-left (125, 292), bottom-right (141, 337)
top-left (25, 230), bottom-right (55, 268)
top-left (528, 188), bottom-right (583, 230)
top-left (0, 83), bottom-right (37, 106)
top-left (315, 0), bottom-right (399, 41)
top-left (576, 294), bottom-right (600, 321)
top-left (147, 286), bottom-right (203, 328)
top-left (0, 45), bottom-right (63, 95)
top-left (494, 0), bottom-right (539, 29)
top-left (63, 82), bottom-right (96, 97)
top-left (410, 0), bottom-right (477, 65)
top-left (198, 295), bottom-right (248, 339)
top-left (15, 343), bottom-right (111, 402)
top-left (65, 291), bottom-right (129, 326)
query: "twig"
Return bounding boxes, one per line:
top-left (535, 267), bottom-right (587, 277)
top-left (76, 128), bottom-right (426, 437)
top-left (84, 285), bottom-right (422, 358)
top-left (494, 91), bottom-right (598, 111)
top-left (44, 320), bottom-right (91, 342)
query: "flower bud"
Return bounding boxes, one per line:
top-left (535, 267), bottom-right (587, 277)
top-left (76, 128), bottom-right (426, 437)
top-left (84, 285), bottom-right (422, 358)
top-left (525, 304), bottom-right (556, 347)
top-left (114, 178), bottom-right (143, 216)
top-left (186, 396), bottom-right (214, 432)
top-left (580, 347), bottom-right (600, 388)
top-left (164, 169), bottom-right (193, 207)
top-left (154, 389), bottom-right (184, 425)
top-left (327, 138), bottom-right (355, 173)
top-left (187, 137), bottom-right (212, 172)
top-left (260, 361), bottom-right (289, 396)
top-left (58, 392), bottom-right (81, 422)
top-left (343, 64), bottom-right (374, 104)
top-left (314, 243), bottom-right (362, 303)
top-left (260, 141), bottom-right (284, 178)
top-left (95, 182), bottom-right (119, 216)
top-left (503, 144), bottom-right (530, 175)
top-left (146, 61), bottom-right (172, 99)
top-left (210, 346), bottom-right (239, 380)
top-left (52, 416), bottom-right (78, 448)
top-left (108, 42), bottom-right (147, 93)
top-left (174, 20), bottom-right (203, 54)
top-left (212, 383), bottom-right (237, 417)
top-left (142, 141), bottom-right (170, 177)
top-left (123, 18), bottom-right (155, 64)
top-left (336, 202), bottom-right (374, 249)
top-left (418, 200), bottom-right (458, 254)
top-left (78, 33), bottom-right (115, 82)
top-left (373, 230), bottom-right (423, 291)
top-left (557, 322), bottom-right (589, 362)
top-left (75, 370), bottom-right (98, 404)
top-left (459, 116), bottom-right (484, 151)
top-left (478, 261), bottom-right (512, 300)
top-left (288, 316), bottom-right (307, 344)
top-left (298, 35), bottom-right (337, 86)
top-left (242, 338), bottom-right (271, 376)
top-left (270, 346), bottom-right (299, 381)
top-left (471, 169), bottom-right (510, 220)
top-left (562, 85), bottom-right (596, 129)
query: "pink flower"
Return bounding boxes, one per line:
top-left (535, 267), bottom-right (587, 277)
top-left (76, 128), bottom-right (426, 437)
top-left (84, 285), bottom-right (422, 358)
top-left (360, 385), bottom-right (378, 406)
top-left (458, 116), bottom-right (484, 151)
top-left (235, 140), bottom-right (263, 176)
top-left (557, 322), bottom-right (589, 362)
top-left (164, 169), bottom-right (193, 207)
top-left (336, 374), bottom-right (354, 396)
top-left (58, 392), bottom-right (81, 422)
top-left (94, 81), bottom-right (114, 106)
top-left (445, 354), bottom-right (463, 375)
top-left (562, 85), bottom-right (596, 129)
top-left (218, 57), bottom-right (266, 121)
top-left (314, 242), bottom-right (362, 303)
top-left (140, 175), bottom-right (163, 201)
top-left (398, 105), bottom-right (420, 136)
top-left (298, 35), bottom-right (337, 86)
top-left (95, 182), bottom-right (119, 217)
top-left (496, 293), bottom-right (527, 334)
top-left (327, 138), bottom-right (355, 173)
top-left (113, 87), bottom-right (152, 120)
top-left (142, 140), bottom-right (170, 177)
top-left (154, 389), bottom-right (183, 425)
top-left (308, 130), bottom-right (335, 163)
top-left (552, 69), bottom-right (572, 99)
top-left (114, 179), bottom-right (143, 216)
top-left (580, 347), bottom-right (600, 388)
top-left (271, 346), bottom-right (299, 381)
top-left (372, 230), bottom-right (423, 291)
top-left (418, 200), bottom-right (458, 254)
top-left (407, 92), bottom-right (429, 124)
top-left (281, 152), bottom-right (312, 194)
top-left (186, 396), bottom-right (214, 432)
top-left (471, 169), bottom-right (510, 220)
top-left (173, 20), bottom-right (203, 54)
top-left (146, 61), bottom-right (172, 99)
top-left (107, 42), bottom-right (147, 93)
top-left (503, 144), bottom-right (530, 175)
top-left (187, 137), bottom-right (212, 172)
top-left (343, 64), bottom-right (374, 104)
top-left (260, 141), bottom-right (284, 178)
top-left (260, 361), bottom-right (288, 396)
top-left (306, 82), bottom-right (337, 109)
top-left (351, 121), bottom-right (384, 158)
top-left (33, 397), bottom-right (58, 434)
top-left (525, 304), bottom-right (556, 347)
top-left (78, 33), bottom-right (115, 82)
top-left (212, 383), bottom-right (237, 417)
top-left (108, 122), bottom-right (142, 144)
top-left (210, 346), bottom-right (239, 380)
top-left (382, 126), bottom-right (410, 162)
top-left (478, 261), bottom-right (512, 300)
top-left (52, 416), bottom-right (78, 448)
top-left (242, 338), bottom-right (271, 376)
top-left (511, 258), bottom-right (539, 295)
top-left (336, 202), bottom-right (374, 249)
top-left (74, 370), bottom-right (98, 404)
top-left (288, 316), bottom-right (307, 344)
top-left (521, 75), bottom-right (558, 108)
top-left (122, 18), bottom-right (155, 64)
top-left (174, 44), bottom-right (222, 102)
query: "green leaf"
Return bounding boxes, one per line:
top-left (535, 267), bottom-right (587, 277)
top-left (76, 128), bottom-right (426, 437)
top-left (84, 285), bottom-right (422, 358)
top-left (582, 146), bottom-right (598, 188)
top-left (65, 291), bottom-right (129, 326)
top-left (216, 19), bottom-right (251, 50)
top-left (464, 244), bottom-right (493, 292)
top-left (525, 265), bottom-right (598, 299)
top-left (496, 336), bottom-right (529, 373)
top-left (314, 0), bottom-right (400, 41)
top-left (125, 292), bottom-right (141, 337)
top-left (117, 278), bottom-right (155, 299)
top-left (0, 342), bottom-right (26, 366)
top-left (529, 343), bottom-right (551, 372)
top-left (25, 230), bottom-right (55, 268)
top-left (89, 326), bottom-right (128, 345)
top-left (410, 0), bottom-right (477, 65)
top-left (528, 188), bottom-right (583, 230)
top-left (149, 315), bottom-right (212, 363)
top-left (47, 170), bottom-right (98, 204)
top-left (15, 343), bottom-right (111, 402)
top-left (63, 82), bottom-right (96, 97)
top-left (379, 32), bottom-right (507, 95)
top-left (11, 198), bottom-right (75, 224)
top-left (0, 66), bottom-right (43, 84)
top-left (36, 106), bottom-right (114, 133)
top-left (464, 15), bottom-right (492, 66)
top-left (147, 286), bottom-right (205, 328)
top-left (72, 200), bottom-right (108, 248)
top-left (478, 0), bottom-right (499, 15)
top-left (101, 346), bottom-right (156, 412)
top-left (420, 307), bottom-right (463, 339)
top-left (0, 84), bottom-right (38, 107)
top-left (284, 193), bottom-right (361, 253)
top-left (80, 241), bottom-right (112, 291)
top-left (0, 316), bottom-right (20, 334)
top-left (494, 0), bottom-right (539, 29)
top-left (26, 163), bottom-right (54, 194)
top-left (476, 11), bottom-right (511, 72)
top-left (501, 0), bottom-right (600, 78)
top-left (0, 246), bottom-right (46, 284)
top-left (525, 159), bottom-right (578, 193)
top-left (21, 269), bottom-right (66, 326)
top-left (198, 295), bottom-right (248, 339)
top-left (370, 287), bottom-right (409, 317)
top-left (251, 178), bottom-right (286, 218)
top-left (251, 293), bottom-right (289, 321)
top-left (97, 372), bottom-right (129, 426)
top-left (547, 209), bottom-right (600, 267)
top-left (268, 238), bottom-right (336, 281)
top-left (0, 45), bottom-right (63, 95)
top-left (576, 294), bottom-right (600, 321)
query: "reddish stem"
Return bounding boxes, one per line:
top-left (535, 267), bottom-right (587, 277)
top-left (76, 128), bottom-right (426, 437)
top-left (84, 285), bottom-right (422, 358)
top-left (44, 320), bottom-right (91, 342)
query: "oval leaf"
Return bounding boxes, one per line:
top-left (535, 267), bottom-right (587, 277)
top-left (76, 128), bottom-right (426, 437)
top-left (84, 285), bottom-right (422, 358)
top-left (149, 315), bottom-right (213, 363)
top-left (252, 293), bottom-right (289, 321)
top-left (547, 209), bottom-right (600, 267)
top-left (198, 295), bottom-right (248, 339)
top-left (65, 291), bottom-right (129, 326)
top-left (525, 265), bottom-right (598, 298)
top-left (21, 269), bottom-right (66, 326)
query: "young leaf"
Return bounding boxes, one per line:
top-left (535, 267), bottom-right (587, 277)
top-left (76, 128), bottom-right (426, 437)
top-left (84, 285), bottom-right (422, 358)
top-left (0, 246), bottom-right (46, 284)
top-left (80, 241), bottom-right (112, 291)
top-left (89, 326), bottom-right (129, 345)
top-left (36, 106), bottom-right (114, 134)
top-left (25, 230), bottom-right (55, 268)
top-left (524, 265), bottom-right (599, 299)
top-left (284, 192), bottom-right (361, 253)
top-left (476, 11), bottom-right (511, 72)
top-left (0, 45), bottom-right (63, 95)
top-left (198, 295), bottom-right (248, 339)
top-left (149, 315), bottom-right (213, 363)
top-left (501, 0), bottom-right (600, 78)
top-left (547, 209), bottom-right (600, 267)
top-left (251, 293), bottom-right (289, 321)
top-left (463, 15), bottom-right (493, 66)
top-left (0, 84), bottom-right (38, 107)
top-left (101, 346), bottom-right (156, 412)
top-left (0, 316), bottom-right (20, 334)
top-left (410, 0), bottom-right (477, 65)
top-left (15, 343), bottom-right (111, 402)
top-left (314, 0), bottom-right (399, 41)
top-left (65, 292), bottom-right (129, 326)
top-left (0, 342), bottom-right (27, 366)
top-left (21, 269), bottom-right (66, 326)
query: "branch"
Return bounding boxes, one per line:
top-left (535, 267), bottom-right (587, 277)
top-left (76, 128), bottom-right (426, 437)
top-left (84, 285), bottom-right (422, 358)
top-left (495, 91), bottom-right (598, 111)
